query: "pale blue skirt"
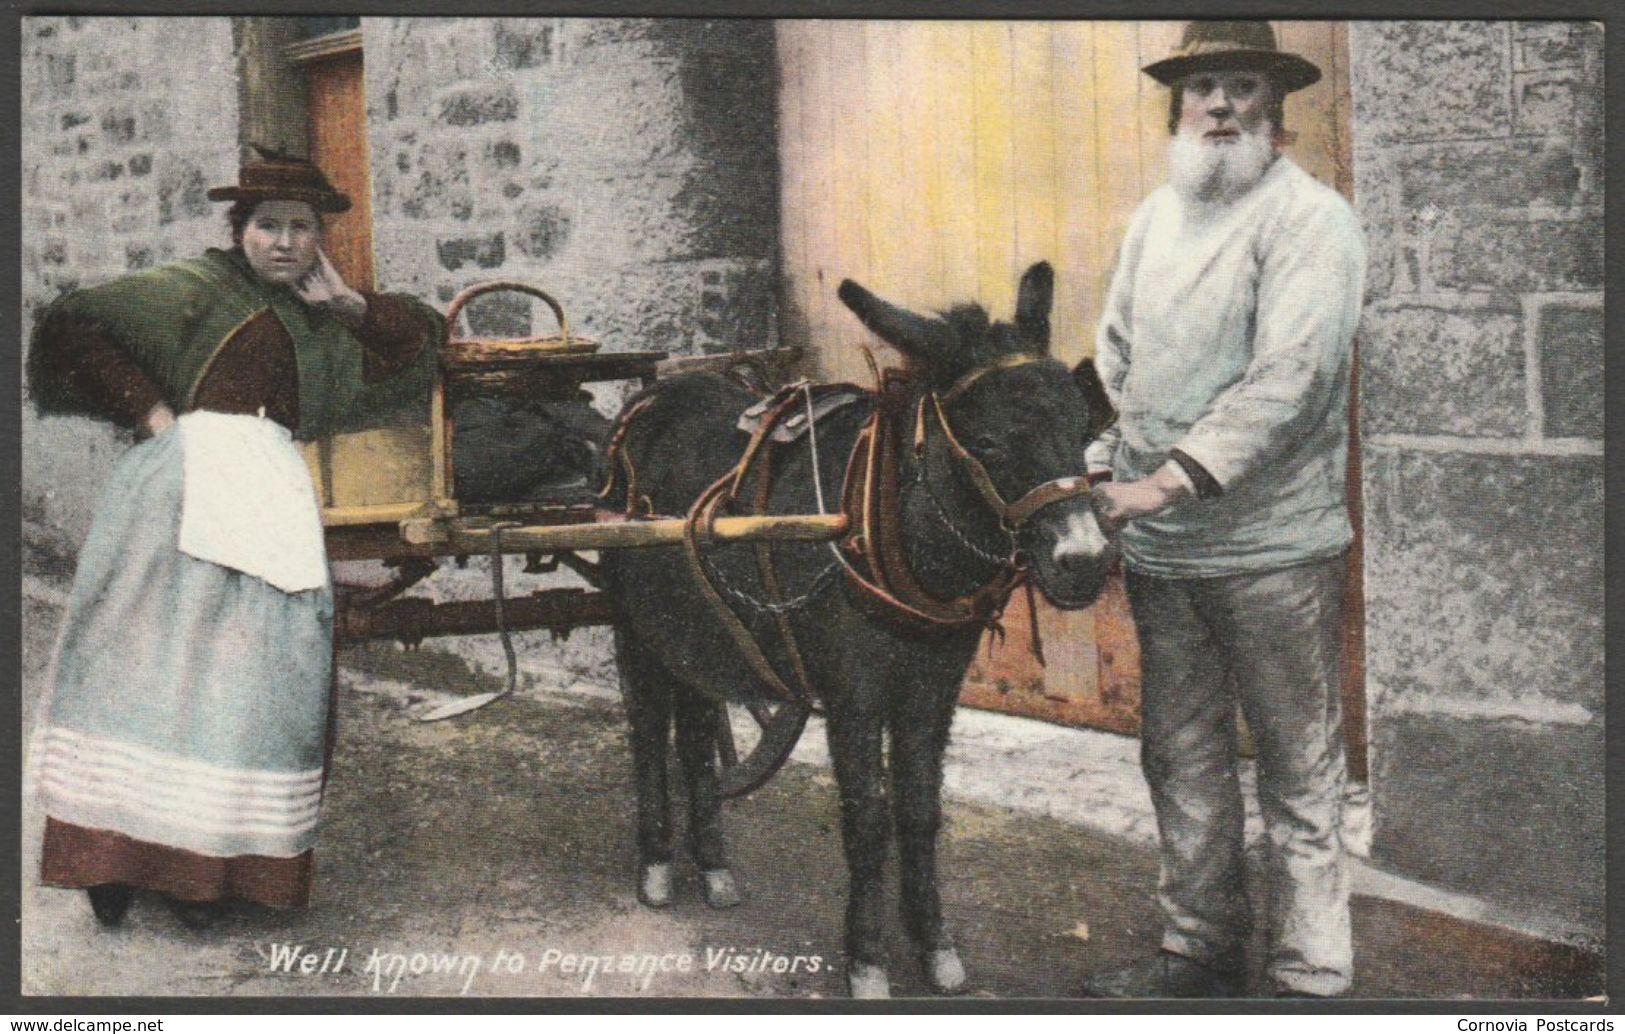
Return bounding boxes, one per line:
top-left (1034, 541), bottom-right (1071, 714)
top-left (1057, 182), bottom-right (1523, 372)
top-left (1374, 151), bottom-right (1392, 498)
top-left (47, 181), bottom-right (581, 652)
top-left (37, 424), bottom-right (334, 860)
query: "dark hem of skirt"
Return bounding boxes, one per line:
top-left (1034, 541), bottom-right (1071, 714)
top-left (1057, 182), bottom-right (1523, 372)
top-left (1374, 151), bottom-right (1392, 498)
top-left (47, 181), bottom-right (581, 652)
top-left (41, 817), bottom-right (314, 908)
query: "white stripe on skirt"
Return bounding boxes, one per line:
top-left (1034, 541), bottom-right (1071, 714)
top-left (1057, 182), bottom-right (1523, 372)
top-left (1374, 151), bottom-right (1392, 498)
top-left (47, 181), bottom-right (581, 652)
top-left (39, 725), bottom-right (323, 857)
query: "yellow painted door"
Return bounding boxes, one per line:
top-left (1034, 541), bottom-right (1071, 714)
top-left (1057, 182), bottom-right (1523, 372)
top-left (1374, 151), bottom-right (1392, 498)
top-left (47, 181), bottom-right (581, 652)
top-left (776, 21), bottom-right (1359, 744)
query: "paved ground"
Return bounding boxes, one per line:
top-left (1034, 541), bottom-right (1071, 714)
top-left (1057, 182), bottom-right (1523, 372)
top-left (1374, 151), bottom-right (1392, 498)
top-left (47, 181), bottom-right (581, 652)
top-left (20, 577), bottom-right (1605, 1001)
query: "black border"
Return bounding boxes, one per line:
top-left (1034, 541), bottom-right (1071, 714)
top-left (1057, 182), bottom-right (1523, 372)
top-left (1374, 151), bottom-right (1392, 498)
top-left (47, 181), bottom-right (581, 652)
top-left (5, 0), bottom-right (1618, 1017)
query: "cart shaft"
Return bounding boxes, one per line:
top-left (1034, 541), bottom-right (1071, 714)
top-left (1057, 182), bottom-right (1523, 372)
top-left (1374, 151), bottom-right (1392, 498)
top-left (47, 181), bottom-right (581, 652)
top-left (400, 513), bottom-right (848, 553)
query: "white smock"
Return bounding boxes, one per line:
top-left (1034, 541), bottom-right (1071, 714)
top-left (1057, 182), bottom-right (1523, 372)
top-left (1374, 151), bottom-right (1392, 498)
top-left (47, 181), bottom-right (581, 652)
top-left (177, 410), bottom-right (327, 593)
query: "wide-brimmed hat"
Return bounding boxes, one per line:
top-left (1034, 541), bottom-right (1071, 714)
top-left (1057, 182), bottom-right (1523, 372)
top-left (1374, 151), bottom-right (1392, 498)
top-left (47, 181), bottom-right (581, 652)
top-left (206, 147), bottom-right (352, 214)
top-left (1142, 21), bottom-right (1321, 94)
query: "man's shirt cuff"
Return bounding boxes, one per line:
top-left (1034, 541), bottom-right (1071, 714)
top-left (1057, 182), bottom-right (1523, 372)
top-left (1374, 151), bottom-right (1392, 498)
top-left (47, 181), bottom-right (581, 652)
top-left (1168, 448), bottom-right (1224, 500)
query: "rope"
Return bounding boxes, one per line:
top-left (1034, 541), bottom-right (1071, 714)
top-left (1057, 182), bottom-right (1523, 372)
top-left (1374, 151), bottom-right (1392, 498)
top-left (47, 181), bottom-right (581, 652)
top-left (413, 520), bottom-right (522, 722)
top-left (805, 382), bottom-right (848, 567)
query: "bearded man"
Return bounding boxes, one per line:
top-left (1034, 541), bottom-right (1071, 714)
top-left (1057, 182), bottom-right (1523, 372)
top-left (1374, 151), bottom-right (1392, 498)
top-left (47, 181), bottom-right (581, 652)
top-left (1081, 22), bottom-right (1367, 998)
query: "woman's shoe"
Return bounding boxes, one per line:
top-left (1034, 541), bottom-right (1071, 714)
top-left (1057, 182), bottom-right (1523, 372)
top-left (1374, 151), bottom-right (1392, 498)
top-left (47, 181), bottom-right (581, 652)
top-left (86, 884), bottom-right (134, 927)
top-left (164, 895), bottom-right (227, 931)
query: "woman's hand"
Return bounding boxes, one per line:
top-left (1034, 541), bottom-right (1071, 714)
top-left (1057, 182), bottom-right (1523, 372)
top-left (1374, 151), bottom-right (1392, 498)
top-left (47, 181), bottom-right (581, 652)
top-left (297, 250), bottom-right (367, 323)
top-left (143, 402), bottom-right (176, 439)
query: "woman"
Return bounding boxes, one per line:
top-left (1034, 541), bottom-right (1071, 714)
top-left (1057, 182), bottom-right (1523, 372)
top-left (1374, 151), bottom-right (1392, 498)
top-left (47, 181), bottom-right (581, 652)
top-left (27, 152), bottom-right (444, 930)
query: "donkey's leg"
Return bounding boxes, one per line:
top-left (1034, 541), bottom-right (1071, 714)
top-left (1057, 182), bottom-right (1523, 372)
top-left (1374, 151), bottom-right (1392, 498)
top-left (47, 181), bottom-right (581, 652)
top-left (827, 692), bottom-right (893, 998)
top-left (890, 672), bottom-right (966, 992)
top-left (614, 627), bottom-right (677, 908)
top-left (673, 688), bottom-right (742, 908)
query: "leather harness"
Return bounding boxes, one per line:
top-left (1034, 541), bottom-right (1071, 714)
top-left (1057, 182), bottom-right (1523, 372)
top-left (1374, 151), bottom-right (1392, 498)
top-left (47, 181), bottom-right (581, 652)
top-left (601, 355), bottom-right (1106, 708)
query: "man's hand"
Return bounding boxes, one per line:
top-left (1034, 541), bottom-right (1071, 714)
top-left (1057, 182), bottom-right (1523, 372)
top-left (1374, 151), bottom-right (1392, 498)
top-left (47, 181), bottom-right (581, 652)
top-left (297, 250), bottom-right (367, 323)
top-left (143, 402), bottom-right (176, 438)
top-left (1090, 462), bottom-right (1193, 537)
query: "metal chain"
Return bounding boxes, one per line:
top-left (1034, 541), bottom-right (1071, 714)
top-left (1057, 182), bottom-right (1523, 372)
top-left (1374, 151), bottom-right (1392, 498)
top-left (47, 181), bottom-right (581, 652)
top-left (697, 382), bottom-right (845, 617)
top-left (702, 548), bottom-right (842, 615)
top-left (915, 466), bottom-right (1013, 566)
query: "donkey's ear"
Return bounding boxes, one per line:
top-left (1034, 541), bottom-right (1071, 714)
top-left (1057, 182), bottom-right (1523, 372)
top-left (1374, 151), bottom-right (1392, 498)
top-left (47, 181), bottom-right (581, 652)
top-left (838, 279), bottom-right (952, 365)
top-left (1015, 261), bottom-right (1054, 352)
top-left (1072, 356), bottom-right (1117, 441)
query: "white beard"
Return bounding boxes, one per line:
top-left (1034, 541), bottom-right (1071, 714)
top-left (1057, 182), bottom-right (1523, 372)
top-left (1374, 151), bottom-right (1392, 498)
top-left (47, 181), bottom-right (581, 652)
top-left (1167, 123), bottom-right (1277, 206)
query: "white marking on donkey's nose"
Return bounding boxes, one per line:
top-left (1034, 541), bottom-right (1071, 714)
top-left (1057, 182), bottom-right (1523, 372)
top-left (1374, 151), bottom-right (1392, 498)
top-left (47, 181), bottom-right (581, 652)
top-left (1053, 508), bottom-right (1109, 566)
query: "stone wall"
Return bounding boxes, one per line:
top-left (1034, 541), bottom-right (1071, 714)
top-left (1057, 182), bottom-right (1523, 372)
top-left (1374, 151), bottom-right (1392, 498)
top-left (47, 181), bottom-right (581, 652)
top-left (356, 17), bottom-right (782, 695)
top-left (363, 18), bottom-right (780, 366)
top-left (20, 16), bottom-right (241, 565)
top-left (1349, 21), bottom-right (1604, 939)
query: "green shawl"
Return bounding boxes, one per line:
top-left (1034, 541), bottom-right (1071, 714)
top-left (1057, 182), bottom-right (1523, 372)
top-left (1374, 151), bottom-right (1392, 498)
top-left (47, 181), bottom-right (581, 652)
top-left (30, 249), bottom-right (442, 439)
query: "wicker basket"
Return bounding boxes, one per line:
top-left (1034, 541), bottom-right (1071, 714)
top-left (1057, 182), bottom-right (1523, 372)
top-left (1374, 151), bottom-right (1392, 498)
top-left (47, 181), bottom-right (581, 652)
top-left (442, 281), bottom-right (600, 367)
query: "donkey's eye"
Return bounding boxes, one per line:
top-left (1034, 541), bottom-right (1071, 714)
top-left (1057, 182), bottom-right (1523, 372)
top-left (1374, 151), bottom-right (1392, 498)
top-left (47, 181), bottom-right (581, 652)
top-left (970, 435), bottom-right (1002, 455)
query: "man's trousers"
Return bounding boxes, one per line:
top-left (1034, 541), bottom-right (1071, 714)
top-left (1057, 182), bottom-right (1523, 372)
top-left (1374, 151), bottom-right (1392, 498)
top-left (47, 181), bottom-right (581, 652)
top-left (1125, 554), bottom-right (1352, 996)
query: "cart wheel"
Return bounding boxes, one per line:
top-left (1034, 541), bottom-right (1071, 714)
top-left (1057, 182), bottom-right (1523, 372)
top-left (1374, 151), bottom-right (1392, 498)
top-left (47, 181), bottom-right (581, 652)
top-left (715, 698), bottom-right (811, 799)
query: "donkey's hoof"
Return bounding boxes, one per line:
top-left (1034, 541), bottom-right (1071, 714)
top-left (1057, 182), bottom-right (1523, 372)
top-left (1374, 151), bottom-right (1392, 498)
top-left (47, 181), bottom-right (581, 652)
top-left (637, 862), bottom-right (673, 908)
top-left (847, 962), bottom-right (891, 999)
top-left (700, 869), bottom-right (743, 909)
top-left (922, 946), bottom-right (967, 993)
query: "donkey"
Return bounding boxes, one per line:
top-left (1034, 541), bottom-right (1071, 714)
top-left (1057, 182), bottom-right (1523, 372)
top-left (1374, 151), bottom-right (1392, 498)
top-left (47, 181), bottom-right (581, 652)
top-left (597, 262), bottom-right (1117, 997)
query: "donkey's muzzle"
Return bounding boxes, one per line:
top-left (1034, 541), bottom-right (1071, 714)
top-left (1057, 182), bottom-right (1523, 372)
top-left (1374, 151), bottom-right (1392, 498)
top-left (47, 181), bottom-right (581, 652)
top-left (1024, 504), bottom-right (1116, 609)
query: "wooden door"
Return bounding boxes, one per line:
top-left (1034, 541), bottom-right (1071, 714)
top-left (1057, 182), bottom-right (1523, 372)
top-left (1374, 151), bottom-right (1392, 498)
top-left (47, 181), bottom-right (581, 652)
top-left (306, 47), bottom-right (374, 290)
top-left (776, 21), bottom-right (1363, 762)
top-left (297, 39), bottom-right (436, 525)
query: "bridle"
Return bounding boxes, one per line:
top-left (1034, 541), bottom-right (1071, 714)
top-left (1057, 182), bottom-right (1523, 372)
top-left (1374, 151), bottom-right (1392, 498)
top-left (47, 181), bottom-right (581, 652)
top-left (912, 353), bottom-right (1109, 539)
top-left (835, 353), bottom-right (1106, 640)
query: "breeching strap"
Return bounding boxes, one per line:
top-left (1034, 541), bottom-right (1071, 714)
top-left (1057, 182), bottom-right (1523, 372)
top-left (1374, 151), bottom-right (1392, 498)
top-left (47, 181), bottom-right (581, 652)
top-left (599, 395), bottom-right (659, 518)
top-left (753, 425), bottom-right (819, 709)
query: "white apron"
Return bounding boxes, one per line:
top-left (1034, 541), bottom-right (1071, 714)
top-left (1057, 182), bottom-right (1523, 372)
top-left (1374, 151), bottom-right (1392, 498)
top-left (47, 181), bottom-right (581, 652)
top-left (177, 410), bottom-right (327, 593)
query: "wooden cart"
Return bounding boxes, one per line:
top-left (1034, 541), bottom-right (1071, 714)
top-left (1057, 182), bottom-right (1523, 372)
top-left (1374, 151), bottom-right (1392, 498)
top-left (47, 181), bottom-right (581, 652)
top-left (316, 282), bottom-right (823, 797)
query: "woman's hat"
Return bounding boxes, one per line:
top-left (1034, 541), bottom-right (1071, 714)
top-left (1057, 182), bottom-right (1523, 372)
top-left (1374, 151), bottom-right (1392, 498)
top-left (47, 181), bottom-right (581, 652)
top-left (206, 145), bottom-right (352, 214)
top-left (1141, 21), bottom-right (1321, 94)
